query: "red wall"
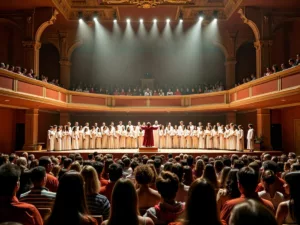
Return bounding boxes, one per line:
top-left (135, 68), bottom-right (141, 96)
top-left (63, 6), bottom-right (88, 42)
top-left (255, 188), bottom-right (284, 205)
top-left (39, 43), bottom-right (60, 82)
top-left (38, 111), bottom-right (60, 146)
top-left (236, 111), bottom-right (257, 133)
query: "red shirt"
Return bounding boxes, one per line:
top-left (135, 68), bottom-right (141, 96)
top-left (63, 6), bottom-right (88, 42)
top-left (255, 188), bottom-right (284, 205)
top-left (220, 194), bottom-right (274, 225)
top-left (46, 173), bottom-right (59, 192)
top-left (99, 176), bottom-right (109, 187)
top-left (174, 91), bottom-right (181, 95)
top-left (100, 182), bottom-right (116, 202)
top-left (0, 196), bottom-right (43, 225)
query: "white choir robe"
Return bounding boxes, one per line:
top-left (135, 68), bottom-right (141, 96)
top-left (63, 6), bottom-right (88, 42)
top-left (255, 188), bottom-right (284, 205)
top-left (192, 130), bottom-right (199, 149)
top-left (198, 131), bottom-right (206, 149)
top-left (47, 130), bottom-right (55, 151)
top-left (117, 125), bottom-right (125, 133)
top-left (114, 132), bottom-right (120, 149)
top-left (247, 128), bottom-right (254, 150)
top-left (126, 131), bottom-right (133, 149)
top-left (165, 129), bottom-right (173, 148)
top-left (236, 129), bottom-right (244, 151)
top-left (219, 131), bottom-right (225, 150)
top-left (83, 131), bottom-right (90, 149)
top-left (178, 130), bottom-right (186, 149)
top-left (228, 129), bottom-right (237, 150)
top-left (212, 130), bottom-right (219, 149)
top-left (66, 129), bottom-right (72, 150)
top-left (153, 125), bottom-right (160, 147)
top-left (62, 132), bottom-right (67, 150)
top-left (78, 130), bottom-right (83, 149)
top-left (120, 131), bottom-right (127, 148)
top-left (131, 131), bottom-right (138, 149)
top-left (224, 130), bottom-right (230, 149)
top-left (138, 130), bottom-right (144, 147)
top-left (96, 132), bottom-right (102, 149)
top-left (171, 130), bottom-right (179, 149)
top-left (159, 130), bottom-right (166, 149)
top-left (108, 131), bottom-right (115, 149)
top-left (55, 130), bottom-right (63, 151)
top-left (185, 130), bottom-right (192, 149)
top-left (205, 130), bottom-right (213, 149)
top-left (90, 130), bottom-right (97, 149)
top-left (102, 130), bottom-right (109, 149)
top-left (72, 130), bottom-right (79, 150)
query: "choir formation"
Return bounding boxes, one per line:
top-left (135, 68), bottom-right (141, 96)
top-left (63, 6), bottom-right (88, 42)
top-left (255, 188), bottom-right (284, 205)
top-left (47, 121), bottom-right (255, 151)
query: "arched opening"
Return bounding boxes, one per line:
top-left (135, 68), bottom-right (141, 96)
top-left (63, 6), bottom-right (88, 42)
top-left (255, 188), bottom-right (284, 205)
top-left (235, 42), bottom-right (256, 84)
top-left (39, 43), bottom-right (60, 82)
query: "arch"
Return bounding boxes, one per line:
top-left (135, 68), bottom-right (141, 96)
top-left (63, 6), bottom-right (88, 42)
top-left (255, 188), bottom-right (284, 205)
top-left (67, 40), bottom-right (83, 61)
top-left (35, 9), bottom-right (59, 42)
top-left (211, 41), bottom-right (229, 60)
top-left (0, 18), bottom-right (22, 31)
top-left (238, 8), bottom-right (260, 42)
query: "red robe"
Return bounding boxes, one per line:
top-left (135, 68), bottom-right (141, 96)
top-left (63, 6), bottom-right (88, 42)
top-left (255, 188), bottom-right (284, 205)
top-left (141, 126), bottom-right (158, 147)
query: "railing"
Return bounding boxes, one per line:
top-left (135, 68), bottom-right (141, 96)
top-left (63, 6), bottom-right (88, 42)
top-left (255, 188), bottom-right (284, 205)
top-left (0, 66), bottom-right (300, 112)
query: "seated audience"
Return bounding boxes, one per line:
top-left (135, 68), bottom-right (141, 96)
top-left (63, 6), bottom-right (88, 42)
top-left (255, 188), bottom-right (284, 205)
top-left (220, 167), bottom-right (274, 225)
top-left (93, 161), bottom-right (109, 187)
top-left (144, 171), bottom-right (185, 225)
top-left (258, 170), bottom-right (284, 209)
top-left (218, 166), bottom-right (231, 188)
top-left (135, 165), bottom-right (161, 211)
top-left (203, 164), bottom-right (219, 190)
top-left (229, 199), bottom-right (277, 225)
top-left (81, 165), bottom-right (110, 219)
top-left (0, 163), bottom-right (43, 225)
top-left (45, 171), bottom-right (97, 225)
top-left (39, 156), bottom-right (59, 192)
top-left (20, 166), bottom-right (56, 209)
top-left (276, 171), bottom-right (300, 225)
top-left (171, 163), bottom-right (189, 202)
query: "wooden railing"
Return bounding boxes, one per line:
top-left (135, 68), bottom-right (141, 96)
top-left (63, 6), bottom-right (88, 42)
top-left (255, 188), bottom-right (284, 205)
top-left (0, 66), bottom-right (300, 112)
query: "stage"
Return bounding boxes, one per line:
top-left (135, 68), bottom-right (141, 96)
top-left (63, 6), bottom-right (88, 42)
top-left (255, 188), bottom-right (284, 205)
top-left (16, 149), bottom-right (283, 160)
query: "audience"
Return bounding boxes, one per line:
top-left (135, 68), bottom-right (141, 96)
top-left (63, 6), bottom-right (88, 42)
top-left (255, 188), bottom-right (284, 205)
top-left (0, 164), bottom-right (43, 225)
top-left (39, 156), bottom-right (59, 192)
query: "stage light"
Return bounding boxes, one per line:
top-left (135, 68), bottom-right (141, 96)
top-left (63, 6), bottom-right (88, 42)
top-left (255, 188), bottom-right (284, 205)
top-left (153, 19), bottom-right (157, 23)
top-left (179, 10), bottom-right (183, 23)
top-left (93, 12), bottom-right (98, 21)
top-left (166, 18), bottom-right (170, 23)
top-left (113, 10), bottom-right (117, 23)
top-left (179, 19), bottom-right (183, 23)
top-left (79, 18), bottom-right (83, 22)
top-left (213, 11), bottom-right (218, 20)
top-left (140, 19), bottom-right (143, 23)
top-left (198, 11), bottom-right (204, 21)
top-left (78, 11), bottom-right (83, 21)
top-left (126, 18), bottom-right (130, 23)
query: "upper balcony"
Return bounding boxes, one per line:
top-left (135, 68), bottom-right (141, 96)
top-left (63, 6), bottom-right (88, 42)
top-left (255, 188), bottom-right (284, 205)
top-left (0, 66), bottom-right (300, 113)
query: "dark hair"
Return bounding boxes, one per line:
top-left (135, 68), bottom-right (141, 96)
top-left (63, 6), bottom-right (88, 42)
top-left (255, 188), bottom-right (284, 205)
top-left (261, 170), bottom-right (276, 185)
top-left (0, 164), bottom-right (21, 196)
top-left (63, 158), bottom-right (73, 169)
top-left (107, 179), bottom-right (139, 225)
top-left (130, 160), bottom-right (139, 171)
top-left (187, 155), bottom-right (194, 167)
top-left (184, 178), bottom-right (222, 225)
top-left (223, 158), bottom-right (231, 167)
top-left (156, 171), bottom-right (179, 200)
top-left (233, 160), bottom-right (245, 170)
top-left (203, 164), bottom-right (218, 189)
top-left (229, 199), bottom-right (277, 225)
top-left (92, 161), bottom-right (104, 175)
top-left (135, 165), bottom-right (154, 185)
top-left (183, 166), bottom-right (194, 186)
top-left (225, 169), bottom-right (240, 199)
top-left (171, 163), bottom-right (184, 183)
top-left (237, 167), bottom-right (258, 194)
top-left (31, 166), bottom-right (46, 183)
top-left (285, 171), bottom-right (300, 224)
top-left (39, 156), bottom-right (51, 168)
top-left (262, 160), bottom-right (277, 173)
top-left (214, 160), bottom-right (224, 173)
top-left (46, 171), bottom-right (92, 225)
top-left (108, 163), bottom-right (123, 182)
top-left (88, 154), bottom-right (93, 160)
top-left (103, 159), bottom-right (114, 179)
top-left (219, 166), bottom-right (231, 188)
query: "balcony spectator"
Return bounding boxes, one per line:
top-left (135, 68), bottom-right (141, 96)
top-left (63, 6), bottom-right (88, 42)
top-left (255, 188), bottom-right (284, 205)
top-left (166, 88), bottom-right (173, 96)
top-left (265, 67), bottom-right (273, 76)
top-left (120, 89), bottom-right (126, 95)
top-left (272, 64), bottom-right (279, 73)
top-left (158, 89), bottom-right (164, 96)
top-left (1, 62), bottom-right (6, 69)
top-left (9, 65), bottom-right (14, 72)
top-left (127, 88), bottom-right (133, 96)
top-left (144, 88), bottom-right (152, 96)
top-left (289, 58), bottom-right (296, 67)
top-left (281, 63), bottom-right (286, 71)
top-left (250, 74), bottom-right (256, 80)
top-left (296, 53), bottom-right (300, 65)
top-left (174, 88), bottom-right (181, 95)
top-left (15, 66), bottom-right (21, 74)
top-left (153, 90), bottom-right (159, 96)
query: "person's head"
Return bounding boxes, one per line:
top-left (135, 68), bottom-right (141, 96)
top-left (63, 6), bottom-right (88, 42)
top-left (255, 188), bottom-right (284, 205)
top-left (214, 160), bottom-right (224, 174)
top-left (262, 160), bottom-right (277, 174)
top-left (237, 167), bottom-right (258, 195)
top-left (81, 165), bottom-right (100, 195)
top-left (291, 163), bottom-right (300, 171)
top-left (47, 171), bottom-right (89, 225)
top-left (92, 161), bottom-right (104, 176)
top-left (219, 166), bottom-right (231, 188)
top-left (108, 179), bottom-right (139, 225)
top-left (0, 164), bottom-right (21, 197)
top-left (289, 58), bottom-right (295, 66)
top-left (225, 169), bottom-right (240, 199)
top-left (233, 160), bottom-right (245, 170)
top-left (16, 157), bottom-right (27, 170)
top-left (194, 159), bottom-right (205, 178)
top-left (261, 170), bottom-right (276, 192)
top-left (185, 178), bottom-right (221, 225)
top-left (31, 166), bottom-right (47, 188)
top-left (108, 163), bottom-right (123, 182)
top-left (156, 171), bottom-right (179, 202)
top-left (203, 164), bottom-right (218, 189)
top-left (229, 199), bottom-right (277, 225)
top-left (135, 165), bottom-right (154, 185)
top-left (171, 163), bottom-right (184, 183)
top-left (288, 152), bottom-right (297, 160)
top-left (70, 161), bottom-right (81, 172)
top-left (248, 124), bottom-right (253, 129)
top-left (186, 155), bottom-right (194, 167)
top-left (183, 165), bottom-right (193, 186)
top-left (39, 156), bottom-right (53, 173)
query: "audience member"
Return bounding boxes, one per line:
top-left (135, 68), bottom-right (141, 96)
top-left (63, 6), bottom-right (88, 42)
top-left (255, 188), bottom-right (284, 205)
top-left (203, 164), bottom-right (219, 190)
top-left (171, 163), bottom-right (189, 202)
top-left (39, 156), bottom-right (59, 192)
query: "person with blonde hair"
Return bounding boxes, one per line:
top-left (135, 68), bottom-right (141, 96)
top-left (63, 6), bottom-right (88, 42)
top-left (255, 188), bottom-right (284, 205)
top-left (81, 165), bottom-right (110, 219)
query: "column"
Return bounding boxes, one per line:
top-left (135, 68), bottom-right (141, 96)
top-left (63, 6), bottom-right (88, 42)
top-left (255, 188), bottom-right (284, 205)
top-left (224, 59), bottom-right (237, 89)
top-left (254, 41), bottom-right (262, 78)
top-left (254, 40), bottom-right (272, 78)
top-left (22, 41), bottom-right (41, 77)
top-left (257, 109), bottom-right (271, 149)
top-left (60, 112), bottom-right (70, 126)
top-left (226, 112), bottom-right (236, 124)
top-left (23, 109), bottom-right (39, 150)
top-left (59, 60), bottom-right (72, 89)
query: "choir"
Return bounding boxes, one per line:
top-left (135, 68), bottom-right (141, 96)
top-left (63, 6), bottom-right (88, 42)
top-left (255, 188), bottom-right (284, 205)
top-left (47, 121), bottom-right (255, 152)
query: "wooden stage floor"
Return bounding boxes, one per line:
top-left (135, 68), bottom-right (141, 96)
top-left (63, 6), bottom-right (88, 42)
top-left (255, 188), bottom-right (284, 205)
top-left (16, 149), bottom-right (283, 159)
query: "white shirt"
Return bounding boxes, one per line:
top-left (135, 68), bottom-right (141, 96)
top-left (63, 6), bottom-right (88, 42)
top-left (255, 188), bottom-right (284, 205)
top-left (247, 128), bottom-right (254, 140)
top-left (258, 190), bottom-right (284, 208)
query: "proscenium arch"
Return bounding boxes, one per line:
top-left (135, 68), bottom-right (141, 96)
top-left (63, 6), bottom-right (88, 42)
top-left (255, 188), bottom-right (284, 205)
top-left (211, 41), bottom-right (230, 60)
top-left (67, 40), bottom-right (83, 61)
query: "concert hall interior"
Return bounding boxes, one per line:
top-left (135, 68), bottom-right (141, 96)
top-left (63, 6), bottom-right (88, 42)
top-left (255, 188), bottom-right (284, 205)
top-left (0, 0), bottom-right (300, 157)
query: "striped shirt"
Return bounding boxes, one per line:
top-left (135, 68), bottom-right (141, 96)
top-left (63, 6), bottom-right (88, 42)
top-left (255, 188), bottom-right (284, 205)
top-left (20, 187), bottom-right (56, 209)
top-left (86, 194), bottom-right (110, 219)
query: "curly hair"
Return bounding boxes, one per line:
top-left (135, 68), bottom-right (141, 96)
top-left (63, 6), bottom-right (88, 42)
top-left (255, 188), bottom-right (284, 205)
top-left (135, 165), bottom-right (154, 185)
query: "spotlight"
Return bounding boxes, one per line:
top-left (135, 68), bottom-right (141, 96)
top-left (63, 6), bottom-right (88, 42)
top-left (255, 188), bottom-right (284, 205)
top-left (113, 10), bottom-right (117, 23)
top-left (179, 10), bottom-right (183, 22)
top-left (140, 19), bottom-right (143, 23)
top-left (113, 19), bottom-right (117, 23)
top-left (79, 18), bottom-right (83, 22)
top-left (153, 19), bottom-right (157, 23)
top-left (213, 10), bottom-right (218, 20)
top-left (93, 12), bottom-right (98, 21)
top-left (198, 11), bottom-right (204, 21)
top-left (78, 11), bottom-right (83, 21)
top-left (179, 19), bottom-right (183, 23)
top-left (166, 18), bottom-right (170, 23)
top-left (126, 18), bottom-right (130, 23)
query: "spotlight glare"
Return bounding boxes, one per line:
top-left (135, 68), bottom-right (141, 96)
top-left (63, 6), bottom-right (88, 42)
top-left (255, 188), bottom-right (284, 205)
top-left (179, 19), bottom-right (183, 23)
top-left (79, 18), bottom-right (83, 22)
top-left (126, 18), bottom-right (130, 23)
top-left (153, 19), bottom-right (157, 23)
top-left (140, 19), bottom-right (143, 23)
top-left (93, 17), bottom-right (97, 21)
top-left (113, 19), bottom-right (117, 23)
top-left (214, 18), bottom-right (218, 22)
top-left (166, 18), bottom-right (170, 23)
top-left (199, 16), bottom-right (203, 21)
